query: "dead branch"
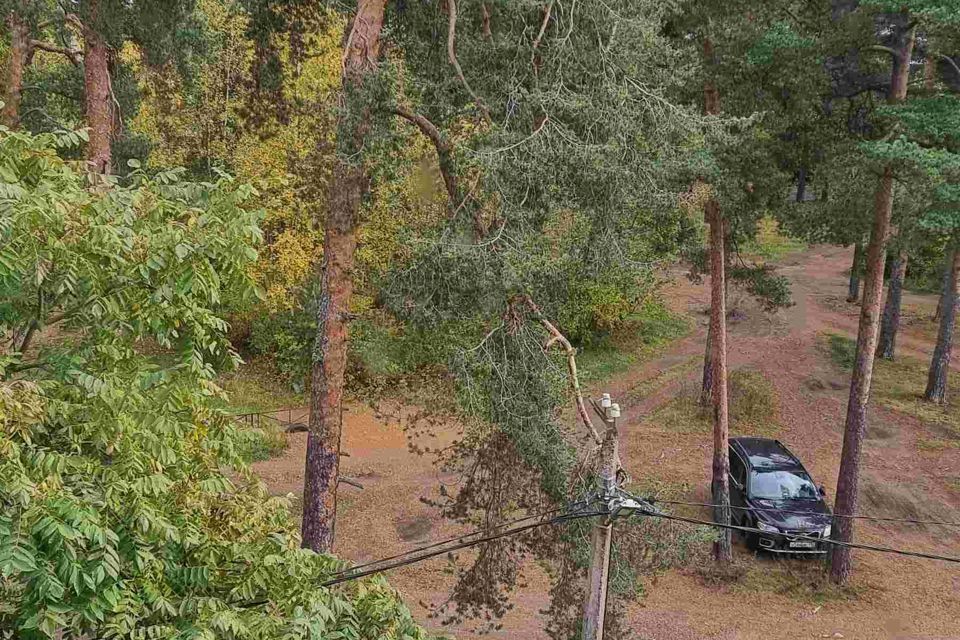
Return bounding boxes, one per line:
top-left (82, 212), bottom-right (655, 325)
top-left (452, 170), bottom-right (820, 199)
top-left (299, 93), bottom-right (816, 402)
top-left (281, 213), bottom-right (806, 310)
top-left (339, 476), bottom-right (364, 489)
top-left (29, 40), bottom-right (81, 65)
top-left (447, 0), bottom-right (491, 122)
top-left (531, 1), bottom-right (555, 69)
top-left (936, 53), bottom-right (960, 81)
top-left (390, 106), bottom-right (459, 205)
top-left (521, 294), bottom-right (602, 445)
top-left (481, 3), bottom-right (492, 39)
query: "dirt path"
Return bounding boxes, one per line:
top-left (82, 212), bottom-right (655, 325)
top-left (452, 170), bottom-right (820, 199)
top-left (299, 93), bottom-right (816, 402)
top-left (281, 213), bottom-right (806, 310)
top-left (251, 244), bottom-right (960, 640)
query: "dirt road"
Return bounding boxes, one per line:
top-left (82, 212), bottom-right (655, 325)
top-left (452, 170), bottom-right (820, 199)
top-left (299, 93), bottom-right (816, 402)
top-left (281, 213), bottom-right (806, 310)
top-left (252, 245), bottom-right (960, 640)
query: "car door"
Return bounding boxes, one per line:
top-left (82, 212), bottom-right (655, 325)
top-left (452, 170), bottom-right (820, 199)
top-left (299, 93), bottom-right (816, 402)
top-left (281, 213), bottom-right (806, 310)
top-left (727, 447), bottom-right (748, 524)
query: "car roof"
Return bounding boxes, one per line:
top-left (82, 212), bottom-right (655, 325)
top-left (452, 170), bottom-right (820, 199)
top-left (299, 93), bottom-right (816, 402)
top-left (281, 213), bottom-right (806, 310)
top-left (730, 437), bottom-right (803, 471)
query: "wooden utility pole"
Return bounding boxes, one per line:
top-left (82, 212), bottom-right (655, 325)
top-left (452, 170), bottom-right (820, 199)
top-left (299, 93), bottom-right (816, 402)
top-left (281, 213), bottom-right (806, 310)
top-left (582, 393), bottom-right (620, 640)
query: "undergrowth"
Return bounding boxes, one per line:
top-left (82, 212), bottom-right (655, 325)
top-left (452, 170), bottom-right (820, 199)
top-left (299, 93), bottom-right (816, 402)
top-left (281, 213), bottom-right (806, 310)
top-left (647, 369), bottom-right (781, 436)
top-left (579, 301), bottom-right (692, 383)
top-left (741, 217), bottom-right (807, 263)
top-left (821, 333), bottom-right (959, 444)
top-left (698, 557), bottom-right (866, 604)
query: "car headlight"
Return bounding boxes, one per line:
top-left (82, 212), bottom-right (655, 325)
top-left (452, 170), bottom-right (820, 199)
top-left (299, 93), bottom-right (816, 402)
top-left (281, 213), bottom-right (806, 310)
top-left (756, 521), bottom-right (779, 533)
top-left (823, 525), bottom-right (831, 538)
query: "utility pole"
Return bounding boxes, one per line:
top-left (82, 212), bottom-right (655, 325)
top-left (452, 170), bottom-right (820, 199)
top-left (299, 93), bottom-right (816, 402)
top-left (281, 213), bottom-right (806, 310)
top-left (582, 393), bottom-right (621, 640)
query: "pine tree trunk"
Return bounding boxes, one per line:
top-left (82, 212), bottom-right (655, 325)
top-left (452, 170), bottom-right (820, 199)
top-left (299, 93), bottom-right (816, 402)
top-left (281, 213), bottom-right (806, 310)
top-left (301, 0), bottom-right (388, 554)
top-left (878, 250), bottom-right (908, 359)
top-left (830, 19), bottom-right (914, 585)
top-left (924, 249), bottom-right (960, 404)
top-left (707, 199), bottom-right (732, 563)
top-left (700, 322), bottom-right (714, 406)
top-left (2, 12), bottom-right (30, 129)
top-left (82, 4), bottom-right (113, 173)
top-left (701, 35), bottom-right (730, 562)
top-left (847, 242), bottom-right (863, 303)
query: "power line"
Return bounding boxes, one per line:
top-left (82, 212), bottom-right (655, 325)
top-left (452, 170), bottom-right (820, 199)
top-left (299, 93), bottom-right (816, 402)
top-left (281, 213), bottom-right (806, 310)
top-left (323, 509), bottom-right (603, 587)
top-left (649, 497), bottom-right (960, 527)
top-left (327, 506), bottom-right (569, 579)
top-left (646, 511), bottom-right (960, 564)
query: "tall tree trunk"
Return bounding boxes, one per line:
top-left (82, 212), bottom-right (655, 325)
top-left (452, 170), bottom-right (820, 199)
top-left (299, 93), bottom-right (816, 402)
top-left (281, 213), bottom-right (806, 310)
top-left (2, 12), bottom-right (30, 129)
top-left (701, 35), bottom-right (731, 562)
top-left (796, 167), bottom-right (807, 202)
top-left (82, 4), bottom-right (113, 173)
top-left (301, 0), bottom-right (388, 554)
top-left (700, 322), bottom-right (714, 406)
top-left (925, 248), bottom-right (960, 404)
top-left (830, 18), bottom-right (915, 587)
top-left (878, 250), bottom-right (908, 359)
top-left (707, 199), bottom-right (732, 563)
top-left (847, 241), bottom-right (863, 303)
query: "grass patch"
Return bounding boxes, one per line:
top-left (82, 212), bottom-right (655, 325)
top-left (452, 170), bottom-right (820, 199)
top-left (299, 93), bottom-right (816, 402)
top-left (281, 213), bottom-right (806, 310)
top-left (916, 438), bottom-right (960, 451)
top-left (625, 356), bottom-right (700, 404)
top-left (234, 421), bottom-right (288, 462)
top-left (947, 478), bottom-right (960, 494)
top-left (862, 475), bottom-right (960, 526)
top-left (823, 333), bottom-right (857, 370)
top-left (218, 358), bottom-right (306, 415)
top-left (820, 333), bottom-right (960, 442)
top-left (646, 369), bottom-right (781, 437)
top-left (741, 217), bottom-right (807, 263)
top-left (579, 301), bottom-right (692, 383)
top-left (712, 557), bottom-right (866, 604)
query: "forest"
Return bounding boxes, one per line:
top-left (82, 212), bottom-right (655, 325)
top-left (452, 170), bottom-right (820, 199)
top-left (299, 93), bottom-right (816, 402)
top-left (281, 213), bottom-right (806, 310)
top-left (0, 0), bottom-right (958, 638)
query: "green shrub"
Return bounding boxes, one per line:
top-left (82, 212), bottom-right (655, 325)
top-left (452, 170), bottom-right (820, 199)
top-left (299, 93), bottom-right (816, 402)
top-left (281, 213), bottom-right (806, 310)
top-left (825, 333), bottom-right (857, 370)
top-left (0, 129), bottom-right (426, 640)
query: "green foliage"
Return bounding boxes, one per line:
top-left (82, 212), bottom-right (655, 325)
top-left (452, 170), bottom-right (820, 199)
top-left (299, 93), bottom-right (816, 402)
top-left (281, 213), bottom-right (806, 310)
top-left (746, 22), bottom-right (816, 66)
top-left (647, 369), bottom-right (781, 437)
top-left (824, 333), bottom-right (858, 370)
top-left (862, 0), bottom-right (960, 23)
top-left (233, 422), bottom-right (288, 463)
top-left (728, 265), bottom-right (794, 311)
top-left (579, 302), bottom-right (692, 383)
top-left (0, 128), bottom-right (426, 639)
top-left (741, 217), bottom-right (807, 261)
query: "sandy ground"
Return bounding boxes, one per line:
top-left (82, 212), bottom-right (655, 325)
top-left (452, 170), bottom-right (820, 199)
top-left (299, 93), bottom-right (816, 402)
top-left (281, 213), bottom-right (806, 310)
top-left (251, 245), bottom-right (960, 640)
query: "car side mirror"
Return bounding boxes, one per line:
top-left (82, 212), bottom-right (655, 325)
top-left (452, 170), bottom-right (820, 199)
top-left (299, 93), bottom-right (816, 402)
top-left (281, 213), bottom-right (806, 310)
top-left (818, 485), bottom-right (827, 497)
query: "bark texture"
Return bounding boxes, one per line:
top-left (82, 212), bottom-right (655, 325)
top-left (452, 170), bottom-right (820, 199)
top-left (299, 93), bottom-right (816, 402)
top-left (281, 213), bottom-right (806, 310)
top-left (707, 199), bottom-right (732, 563)
top-left (2, 12), bottom-right (31, 129)
top-left (925, 249), bottom-right (960, 404)
top-left (301, 0), bottom-right (388, 554)
top-left (847, 242), bottom-right (863, 303)
top-left (700, 322), bottom-right (714, 406)
top-left (82, 4), bottom-right (113, 174)
top-left (830, 20), bottom-right (914, 585)
top-left (878, 250), bottom-right (908, 359)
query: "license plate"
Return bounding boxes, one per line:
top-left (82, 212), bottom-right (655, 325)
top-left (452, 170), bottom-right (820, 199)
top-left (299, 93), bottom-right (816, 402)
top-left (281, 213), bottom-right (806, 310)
top-left (789, 540), bottom-right (816, 549)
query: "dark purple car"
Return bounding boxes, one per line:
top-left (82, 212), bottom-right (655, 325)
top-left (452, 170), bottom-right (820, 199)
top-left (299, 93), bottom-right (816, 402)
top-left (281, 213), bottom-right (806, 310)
top-left (722, 437), bottom-right (832, 554)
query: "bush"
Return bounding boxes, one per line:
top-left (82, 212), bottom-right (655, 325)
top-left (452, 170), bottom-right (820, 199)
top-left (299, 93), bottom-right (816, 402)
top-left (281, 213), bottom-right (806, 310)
top-left (0, 129), bottom-right (426, 639)
top-left (825, 333), bottom-right (857, 370)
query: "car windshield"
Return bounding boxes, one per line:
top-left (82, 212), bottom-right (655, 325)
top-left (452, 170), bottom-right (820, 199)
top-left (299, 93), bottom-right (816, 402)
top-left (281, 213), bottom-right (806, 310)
top-left (749, 469), bottom-right (819, 501)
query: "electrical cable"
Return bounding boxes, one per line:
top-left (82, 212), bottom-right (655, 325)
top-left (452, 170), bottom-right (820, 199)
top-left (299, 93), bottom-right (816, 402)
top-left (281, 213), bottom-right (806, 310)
top-left (323, 509), bottom-right (604, 587)
top-left (649, 497), bottom-right (960, 526)
top-left (645, 510), bottom-right (960, 564)
top-left (327, 506), bottom-right (569, 579)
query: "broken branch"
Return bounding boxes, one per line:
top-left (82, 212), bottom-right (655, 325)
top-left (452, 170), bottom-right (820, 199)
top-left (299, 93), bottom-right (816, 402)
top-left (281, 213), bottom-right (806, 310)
top-left (447, 0), bottom-right (491, 122)
top-left (522, 294), bottom-right (602, 445)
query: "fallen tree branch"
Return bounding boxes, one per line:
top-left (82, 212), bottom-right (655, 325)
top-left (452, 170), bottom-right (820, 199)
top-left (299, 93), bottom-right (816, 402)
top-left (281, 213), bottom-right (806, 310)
top-left (447, 0), bottom-right (491, 122)
top-left (339, 476), bottom-right (364, 490)
top-left (521, 294), bottom-right (602, 445)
